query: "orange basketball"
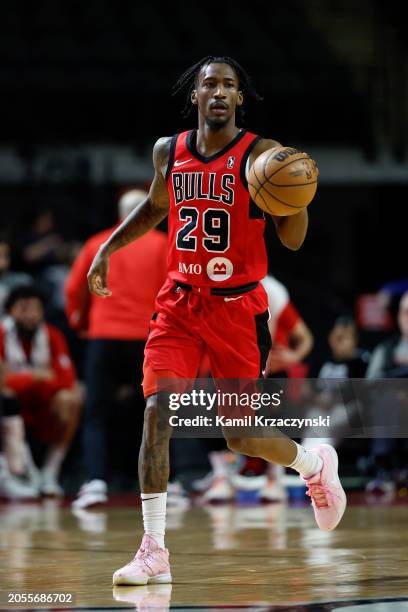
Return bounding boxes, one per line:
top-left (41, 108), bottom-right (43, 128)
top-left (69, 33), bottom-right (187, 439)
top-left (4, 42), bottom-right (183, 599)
top-left (248, 146), bottom-right (318, 216)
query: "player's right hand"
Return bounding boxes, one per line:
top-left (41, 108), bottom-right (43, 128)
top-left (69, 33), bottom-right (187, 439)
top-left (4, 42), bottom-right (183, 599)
top-left (87, 247), bottom-right (112, 297)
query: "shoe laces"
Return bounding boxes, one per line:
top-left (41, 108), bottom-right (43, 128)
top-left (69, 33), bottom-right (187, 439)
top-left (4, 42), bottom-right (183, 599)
top-left (133, 546), bottom-right (156, 569)
top-left (306, 482), bottom-right (330, 508)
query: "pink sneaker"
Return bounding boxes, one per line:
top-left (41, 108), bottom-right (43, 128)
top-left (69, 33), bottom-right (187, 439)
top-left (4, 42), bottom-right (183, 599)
top-left (303, 444), bottom-right (347, 531)
top-left (113, 534), bottom-right (172, 586)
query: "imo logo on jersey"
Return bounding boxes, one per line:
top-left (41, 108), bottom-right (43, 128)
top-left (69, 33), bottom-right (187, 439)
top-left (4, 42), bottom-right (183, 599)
top-left (227, 156), bottom-right (235, 169)
top-left (207, 257), bottom-right (233, 282)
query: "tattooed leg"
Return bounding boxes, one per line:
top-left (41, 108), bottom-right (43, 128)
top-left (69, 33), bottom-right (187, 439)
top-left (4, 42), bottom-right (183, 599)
top-left (139, 394), bottom-right (172, 493)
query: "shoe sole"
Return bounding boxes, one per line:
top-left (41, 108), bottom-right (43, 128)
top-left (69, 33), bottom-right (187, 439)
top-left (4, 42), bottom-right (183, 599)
top-left (113, 573), bottom-right (172, 586)
top-left (149, 573), bottom-right (172, 584)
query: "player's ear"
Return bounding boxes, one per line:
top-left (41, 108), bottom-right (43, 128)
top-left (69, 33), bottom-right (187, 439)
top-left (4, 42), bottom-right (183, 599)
top-left (237, 91), bottom-right (243, 107)
top-left (191, 90), bottom-right (198, 105)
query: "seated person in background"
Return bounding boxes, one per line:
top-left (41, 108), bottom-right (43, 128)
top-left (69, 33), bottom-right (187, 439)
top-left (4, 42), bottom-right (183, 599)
top-left (367, 291), bottom-right (408, 379)
top-left (0, 235), bottom-right (33, 317)
top-left (302, 316), bottom-right (370, 449)
top-left (21, 209), bottom-right (63, 277)
top-left (317, 315), bottom-right (369, 380)
top-left (364, 291), bottom-right (408, 494)
top-left (0, 285), bottom-right (82, 495)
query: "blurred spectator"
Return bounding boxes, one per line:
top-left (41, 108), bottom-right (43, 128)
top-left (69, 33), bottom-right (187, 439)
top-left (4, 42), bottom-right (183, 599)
top-left (66, 189), bottom-right (167, 509)
top-left (263, 275), bottom-right (313, 378)
top-left (21, 209), bottom-right (81, 318)
top-left (366, 292), bottom-right (408, 379)
top-left (318, 316), bottom-right (370, 380)
top-left (364, 291), bottom-right (408, 495)
top-left (295, 316), bottom-right (371, 492)
top-left (301, 316), bottom-right (369, 448)
top-left (22, 209), bottom-right (64, 275)
top-left (41, 241), bottom-right (83, 315)
top-left (0, 235), bottom-right (33, 317)
top-left (0, 285), bottom-right (82, 496)
top-left (356, 277), bottom-right (408, 334)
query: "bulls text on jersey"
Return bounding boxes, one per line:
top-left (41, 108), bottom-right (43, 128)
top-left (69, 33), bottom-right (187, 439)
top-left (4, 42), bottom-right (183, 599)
top-left (172, 172), bottom-right (235, 206)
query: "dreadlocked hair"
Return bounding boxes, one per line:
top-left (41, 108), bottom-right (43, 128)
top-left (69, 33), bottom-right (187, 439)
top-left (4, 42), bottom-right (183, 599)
top-left (172, 55), bottom-right (263, 123)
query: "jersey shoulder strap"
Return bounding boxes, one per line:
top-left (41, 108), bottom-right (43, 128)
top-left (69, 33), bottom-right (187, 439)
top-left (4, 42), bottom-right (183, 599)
top-left (165, 132), bottom-right (188, 181)
top-left (239, 132), bottom-right (262, 190)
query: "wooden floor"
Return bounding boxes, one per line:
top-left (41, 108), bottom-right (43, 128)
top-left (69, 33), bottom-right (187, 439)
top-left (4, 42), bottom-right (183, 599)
top-left (1, 496), bottom-right (408, 610)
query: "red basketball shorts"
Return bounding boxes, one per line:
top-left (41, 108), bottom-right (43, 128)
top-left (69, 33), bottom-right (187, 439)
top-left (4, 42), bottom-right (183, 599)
top-left (143, 278), bottom-right (271, 397)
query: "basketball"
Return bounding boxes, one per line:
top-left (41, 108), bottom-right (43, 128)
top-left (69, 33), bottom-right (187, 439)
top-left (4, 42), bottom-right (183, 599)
top-left (248, 147), bottom-right (318, 216)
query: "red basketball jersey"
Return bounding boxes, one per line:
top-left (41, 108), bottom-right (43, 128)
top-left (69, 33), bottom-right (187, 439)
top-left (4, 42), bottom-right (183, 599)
top-left (165, 129), bottom-right (267, 287)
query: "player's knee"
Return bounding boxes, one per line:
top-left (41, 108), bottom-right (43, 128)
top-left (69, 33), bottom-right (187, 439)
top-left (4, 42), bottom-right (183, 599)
top-left (144, 396), bottom-right (172, 437)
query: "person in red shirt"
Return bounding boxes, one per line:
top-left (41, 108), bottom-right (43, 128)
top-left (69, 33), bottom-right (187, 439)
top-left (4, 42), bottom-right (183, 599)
top-left (0, 285), bottom-right (82, 496)
top-left (66, 189), bottom-right (168, 509)
top-left (263, 275), bottom-right (313, 378)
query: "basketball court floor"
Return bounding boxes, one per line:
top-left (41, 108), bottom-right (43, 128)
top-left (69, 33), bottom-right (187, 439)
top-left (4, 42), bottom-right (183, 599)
top-left (1, 495), bottom-right (408, 611)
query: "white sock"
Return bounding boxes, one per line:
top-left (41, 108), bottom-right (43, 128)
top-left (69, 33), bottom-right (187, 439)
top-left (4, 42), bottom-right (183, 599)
top-left (42, 446), bottom-right (67, 480)
top-left (141, 492), bottom-right (167, 548)
top-left (209, 451), bottom-right (228, 479)
top-left (287, 442), bottom-right (323, 479)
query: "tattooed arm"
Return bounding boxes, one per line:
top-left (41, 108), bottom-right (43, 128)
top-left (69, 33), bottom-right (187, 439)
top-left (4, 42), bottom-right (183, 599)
top-left (87, 137), bottom-right (171, 296)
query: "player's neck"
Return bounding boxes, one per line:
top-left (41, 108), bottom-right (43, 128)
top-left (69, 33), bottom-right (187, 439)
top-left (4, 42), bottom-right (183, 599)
top-left (196, 116), bottom-right (240, 157)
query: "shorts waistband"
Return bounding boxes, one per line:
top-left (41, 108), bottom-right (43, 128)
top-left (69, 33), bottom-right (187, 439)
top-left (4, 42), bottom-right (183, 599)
top-left (175, 281), bottom-right (259, 296)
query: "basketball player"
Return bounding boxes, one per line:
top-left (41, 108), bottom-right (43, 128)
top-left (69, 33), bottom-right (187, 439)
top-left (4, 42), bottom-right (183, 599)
top-left (87, 56), bottom-right (347, 585)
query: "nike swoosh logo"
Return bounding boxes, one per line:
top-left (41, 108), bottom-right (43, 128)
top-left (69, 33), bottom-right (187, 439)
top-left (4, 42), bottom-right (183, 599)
top-left (174, 159), bottom-right (192, 167)
top-left (224, 296), bottom-right (243, 302)
top-left (142, 496), bottom-right (159, 501)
